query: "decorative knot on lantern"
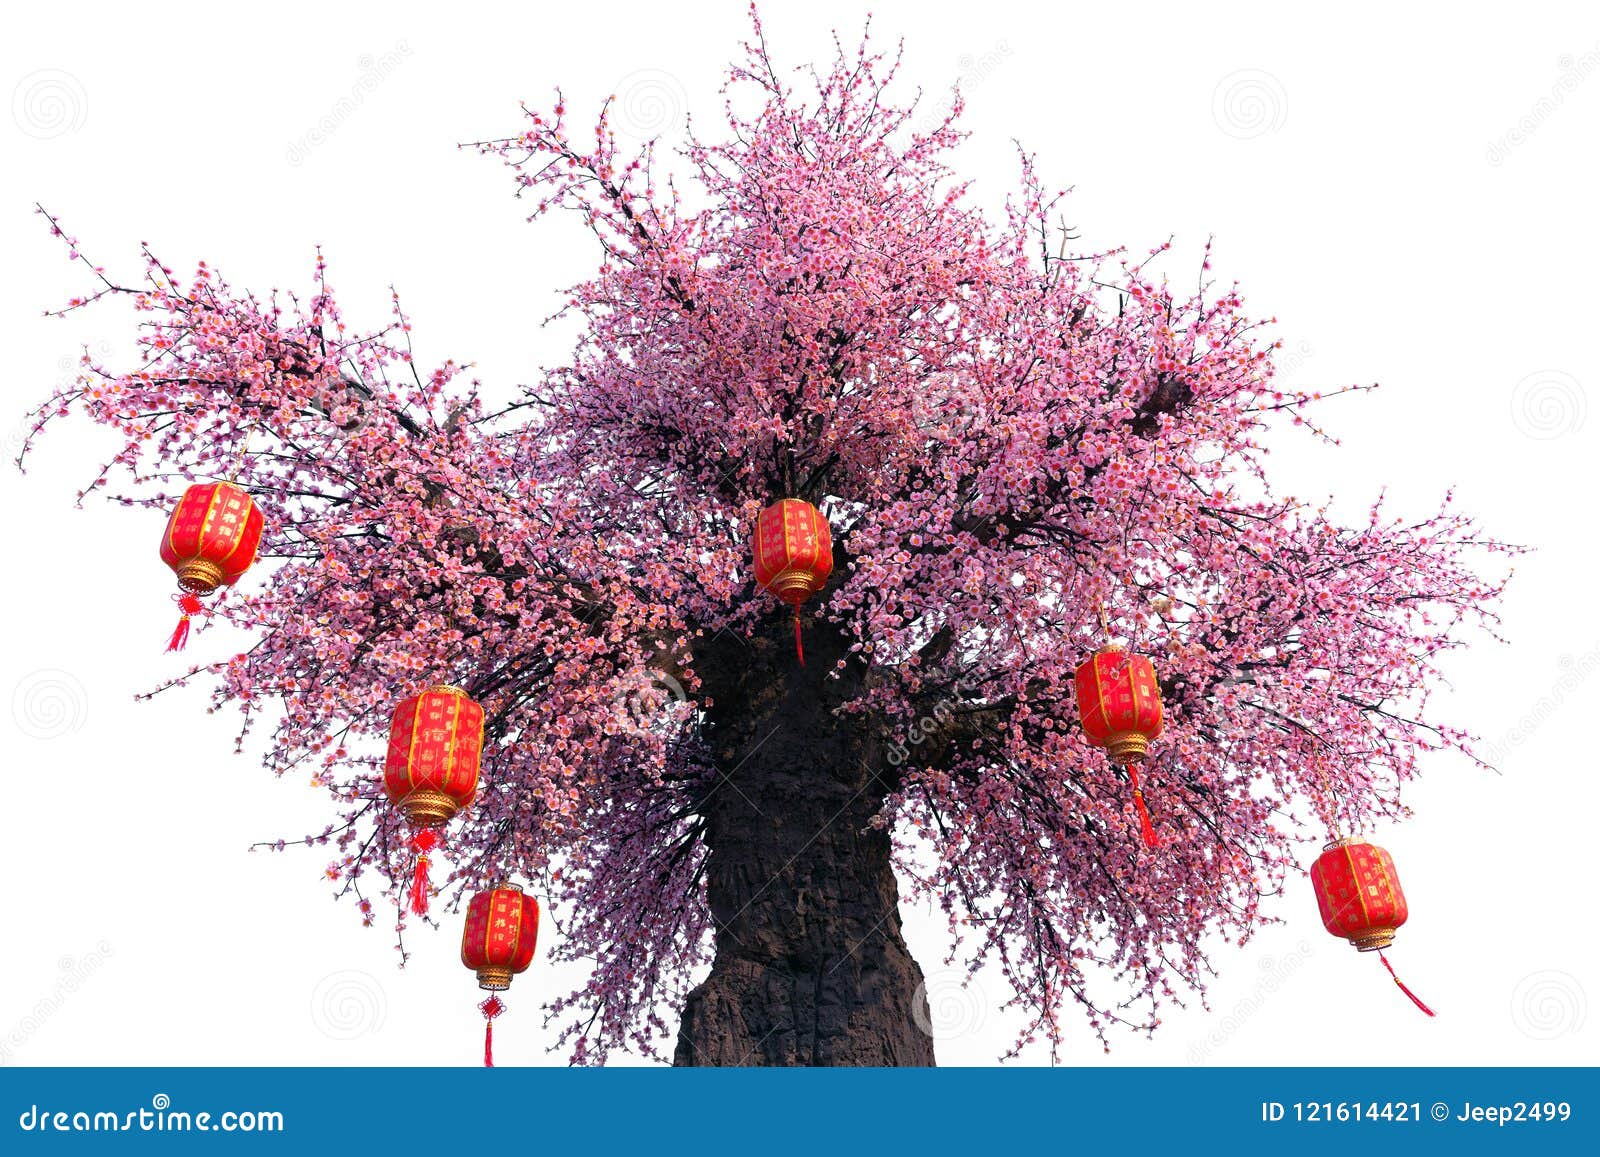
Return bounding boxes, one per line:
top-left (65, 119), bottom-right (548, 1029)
top-left (1074, 643), bottom-right (1165, 849)
top-left (752, 498), bottom-right (832, 665)
top-left (384, 685), bottom-right (484, 914)
top-left (406, 829), bottom-right (441, 916)
top-left (462, 884), bottom-right (540, 1067)
top-left (478, 996), bottom-right (505, 1068)
top-left (1310, 837), bottom-right (1435, 1016)
top-left (158, 481), bottom-right (264, 651)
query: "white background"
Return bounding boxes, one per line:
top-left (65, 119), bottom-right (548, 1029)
top-left (1, 1), bottom-right (1594, 1067)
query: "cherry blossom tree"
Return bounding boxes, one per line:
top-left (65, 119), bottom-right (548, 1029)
top-left (24, 10), bottom-right (1510, 1065)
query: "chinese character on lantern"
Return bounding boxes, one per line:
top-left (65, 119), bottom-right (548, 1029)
top-left (461, 883), bottom-right (540, 1066)
top-left (1074, 644), bottom-right (1164, 848)
top-left (1310, 837), bottom-right (1434, 1016)
top-left (383, 685), bottom-right (484, 914)
top-left (752, 498), bottom-right (832, 665)
top-left (158, 481), bottom-right (264, 651)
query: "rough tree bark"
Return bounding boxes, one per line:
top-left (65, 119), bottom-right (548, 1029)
top-left (674, 602), bottom-right (936, 1066)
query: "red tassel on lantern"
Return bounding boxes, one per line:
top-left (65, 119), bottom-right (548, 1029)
top-left (165, 593), bottom-right (204, 652)
top-left (1074, 644), bottom-right (1165, 849)
top-left (462, 884), bottom-right (540, 1067)
top-left (479, 995), bottom-right (504, 1067)
top-left (1380, 951), bottom-right (1436, 1017)
top-left (407, 829), bottom-right (440, 916)
top-left (159, 482), bottom-right (264, 651)
top-left (1311, 837), bottom-right (1435, 1017)
top-left (752, 499), bottom-right (832, 665)
top-left (1126, 760), bottom-right (1159, 849)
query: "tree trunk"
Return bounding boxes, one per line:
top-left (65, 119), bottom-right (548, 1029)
top-left (674, 610), bottom-right (935, 1066)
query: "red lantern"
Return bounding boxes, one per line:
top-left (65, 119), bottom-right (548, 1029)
top-left (1310, 837), bottom-right (1434, 1016)
top-left (383, 685), bottom-right (484, 914)
top-left (752, 498), bottom-right (833, 665)
top-left (461, 883), bottom-right (540, 1067)
top-left (1074, 644), bottom-right (1164, 848)
top-left (158, 481), bottom-right (264, 651)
